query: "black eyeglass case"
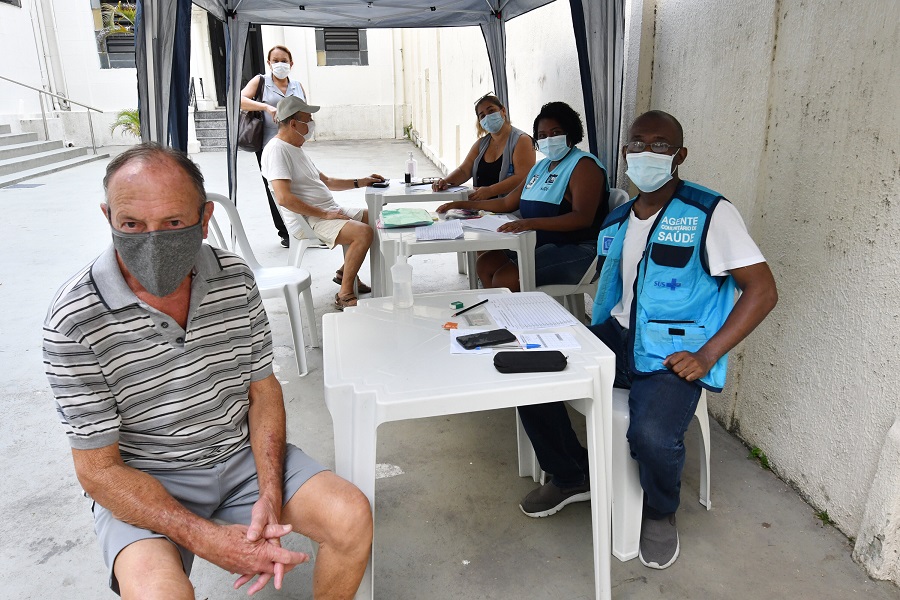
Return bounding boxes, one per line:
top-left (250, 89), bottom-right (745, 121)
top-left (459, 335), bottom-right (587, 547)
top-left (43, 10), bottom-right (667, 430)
top-left (493, 350), bottom-right (568, 374)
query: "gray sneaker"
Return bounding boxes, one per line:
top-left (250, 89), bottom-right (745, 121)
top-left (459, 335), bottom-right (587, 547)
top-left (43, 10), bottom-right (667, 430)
top-left (639, 514), bottom-right (680, 569)
top-left (519, 480), bottom-right (590, 518)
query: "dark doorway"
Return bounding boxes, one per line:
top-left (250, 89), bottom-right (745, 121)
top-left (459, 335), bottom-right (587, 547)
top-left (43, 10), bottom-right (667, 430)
top-left (207, 14), bottom-right (227, 107)
top-left (243, 24), bottom-right (266, 88)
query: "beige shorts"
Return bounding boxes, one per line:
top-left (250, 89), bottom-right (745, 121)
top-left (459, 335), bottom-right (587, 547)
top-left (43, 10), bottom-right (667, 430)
top-left (297, 207), bottom-right (366, 248)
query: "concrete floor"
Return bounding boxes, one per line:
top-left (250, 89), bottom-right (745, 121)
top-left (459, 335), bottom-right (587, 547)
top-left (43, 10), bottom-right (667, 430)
top-left (1, 140), bottom-right (896, 599)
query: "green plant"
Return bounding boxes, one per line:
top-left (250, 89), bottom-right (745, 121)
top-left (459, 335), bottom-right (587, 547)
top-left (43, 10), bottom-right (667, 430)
top-left (403, 123), bottom-right (414, 140)
top-left (815, 510), bottom-right (834, 526)
top-left (110, 109), bottom-right (141, 138)
top-left (97, 2), bottom-right (137, 46)
top-left (748, 446), bottom-right (770, 470)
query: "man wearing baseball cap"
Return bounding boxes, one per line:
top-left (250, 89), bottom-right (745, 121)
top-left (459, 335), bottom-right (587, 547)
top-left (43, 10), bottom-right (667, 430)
top-left (261, 95), bottom-right (384, 310)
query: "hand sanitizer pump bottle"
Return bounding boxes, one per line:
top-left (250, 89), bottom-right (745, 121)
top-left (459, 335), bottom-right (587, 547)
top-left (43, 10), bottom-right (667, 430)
top-left (405, 151), bottom-right (417, 184)
top-left (391, 256), bottom-right (414, 309)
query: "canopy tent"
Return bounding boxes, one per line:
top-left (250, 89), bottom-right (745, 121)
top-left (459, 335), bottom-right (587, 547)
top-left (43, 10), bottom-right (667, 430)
top-left (136, 0), bottom-right (624, 201)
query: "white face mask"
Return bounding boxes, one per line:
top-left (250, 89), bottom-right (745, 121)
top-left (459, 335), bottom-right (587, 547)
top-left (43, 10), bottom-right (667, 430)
top-left (625, 151), bottom-right (679, 192)
top-left (302, 120), bottom-right (315, 140)
top-left (271, 62), bottom-right (291, 79)
top-left (537, 135), bottom-right (571, 162)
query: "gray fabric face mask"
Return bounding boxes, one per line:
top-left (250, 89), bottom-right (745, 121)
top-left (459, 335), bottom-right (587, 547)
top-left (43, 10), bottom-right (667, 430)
top-left (111, 220), bottom-right (204, 297)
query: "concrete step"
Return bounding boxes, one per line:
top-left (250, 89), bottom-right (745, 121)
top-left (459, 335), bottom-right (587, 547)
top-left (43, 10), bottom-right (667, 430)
top-left (194, 117), bottom-right (225, 128)
top-left (0, 147), bottom-right (90, 177)
top-left (196, 129), bottom-right (226, 141)
top-left (0, 124), bottom-right (10, 134)
top-left (0, 151), bottom-right (109, 188)
top-left (195, 119), bottom-right (226, 130)
top-left (195, 110), bottom-right (226, 121)
top-left (198, 137), bottom-right (226, 148)
top-left (0, 132), bottom-right (39, 147)
top-left (0, 140), bottom-right (64, 161)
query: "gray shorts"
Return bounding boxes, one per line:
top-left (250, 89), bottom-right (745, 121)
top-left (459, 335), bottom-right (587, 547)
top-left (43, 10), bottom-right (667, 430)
top-left (92, 444), bottom-right (327, 595)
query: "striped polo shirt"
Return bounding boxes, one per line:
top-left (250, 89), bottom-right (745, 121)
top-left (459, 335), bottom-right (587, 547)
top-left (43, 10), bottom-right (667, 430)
top-left (42, 244), bottom-right (274, 471)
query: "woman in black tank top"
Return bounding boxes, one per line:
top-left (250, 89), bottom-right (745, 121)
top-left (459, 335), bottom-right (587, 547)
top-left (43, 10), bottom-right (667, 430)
top-left (432, 94), bottom-right (535, 201)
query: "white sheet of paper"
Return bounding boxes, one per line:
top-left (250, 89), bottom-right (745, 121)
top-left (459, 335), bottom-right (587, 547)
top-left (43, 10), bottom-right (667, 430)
top-left (416, 219), bottom-right (464, 241)
top-left (519, 332), bottom-right (581, 350)
top-left (460, 214), bottom-right (514, 232)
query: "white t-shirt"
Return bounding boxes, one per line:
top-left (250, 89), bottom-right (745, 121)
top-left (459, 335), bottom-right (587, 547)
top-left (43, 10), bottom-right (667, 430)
top-left (610, 200), bottom-right (765, 328)
top-left (260, 138), bottom-right (339, 238)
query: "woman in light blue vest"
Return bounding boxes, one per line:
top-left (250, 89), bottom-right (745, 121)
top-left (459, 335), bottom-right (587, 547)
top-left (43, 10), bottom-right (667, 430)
top-left (240, 45), bottom-right (308, 248)
top-left (432, 94), bottom-right (535, 201)
top-left (437, 101), bottom-right (609, 289)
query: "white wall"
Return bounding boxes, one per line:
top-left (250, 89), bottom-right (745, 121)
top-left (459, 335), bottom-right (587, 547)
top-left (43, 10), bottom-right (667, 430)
top-left (401, 1), bottom-right (588, 179)
top-left (0, 0), bottom-right (51, 119)
top-left (261, 25), bottom-right (398, 140)
top-left (0, 0), bottom-right (138, 145)
top-left (645, 0), bottom-right (900, 584)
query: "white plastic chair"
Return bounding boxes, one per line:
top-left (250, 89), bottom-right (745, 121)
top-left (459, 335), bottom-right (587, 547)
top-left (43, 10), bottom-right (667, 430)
top-left (206, 193), bottom-right (318, 377)
top-left (278, 206), bottom-right (360, 296)
top-left (536, 188), bottom-right (630, 322)
top-left (282, 208), bottom-right (328, 268)
top-left (611, 387), bottom-right (710, 561)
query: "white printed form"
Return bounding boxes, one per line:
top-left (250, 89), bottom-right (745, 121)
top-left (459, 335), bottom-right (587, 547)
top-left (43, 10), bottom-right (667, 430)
top-left (519, 332), bottom-right (581, 350)
top-left (484, 292), bottom-right (582, 329)
top-left (416, 219), bottom-right (464, 241)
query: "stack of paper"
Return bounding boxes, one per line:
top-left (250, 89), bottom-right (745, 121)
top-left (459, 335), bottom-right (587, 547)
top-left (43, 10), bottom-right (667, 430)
top-left (416, 219), bottom-right (464, 241)
top-left (484, 292), bottom-right (582, 329)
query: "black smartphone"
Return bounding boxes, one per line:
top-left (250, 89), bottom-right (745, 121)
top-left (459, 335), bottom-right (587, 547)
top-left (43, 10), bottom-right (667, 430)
top-left (372, 181), bottom-right (390, 188)
top-left (456, 328), bottom-right (517, 350)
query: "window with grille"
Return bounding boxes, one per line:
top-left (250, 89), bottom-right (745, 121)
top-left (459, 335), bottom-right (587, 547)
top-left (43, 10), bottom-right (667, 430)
top-left (315, 28), bottom-right (368, 66)
top-left (94, 1), bottom-right (136, 69)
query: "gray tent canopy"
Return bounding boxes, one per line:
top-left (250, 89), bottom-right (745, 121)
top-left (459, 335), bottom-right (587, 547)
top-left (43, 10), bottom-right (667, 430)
top-left (137, 0), bottom-right (624, 201)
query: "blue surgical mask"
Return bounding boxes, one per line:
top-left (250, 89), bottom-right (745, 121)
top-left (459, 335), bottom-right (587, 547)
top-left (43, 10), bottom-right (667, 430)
top-left (538, 135), bottom-right (571, 162)
top-left (625, 151), bottom-right (679, 192)
top-left (480, 112), bottom-right (505, 134)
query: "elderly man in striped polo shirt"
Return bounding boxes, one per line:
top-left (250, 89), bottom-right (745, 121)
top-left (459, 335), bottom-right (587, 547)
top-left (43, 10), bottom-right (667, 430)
top-left (43, 143), bottom-right (372, 599)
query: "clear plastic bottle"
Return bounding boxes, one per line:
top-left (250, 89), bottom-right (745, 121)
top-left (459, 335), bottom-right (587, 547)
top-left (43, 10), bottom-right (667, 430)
top-left (391, 256), bottom-right (414, 309)
top-left (405, 151), bottom-right (417, 184)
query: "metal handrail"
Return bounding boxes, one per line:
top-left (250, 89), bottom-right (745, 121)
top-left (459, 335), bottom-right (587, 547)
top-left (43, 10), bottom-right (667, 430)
top-left (0, 74), bottom-right (104, 154)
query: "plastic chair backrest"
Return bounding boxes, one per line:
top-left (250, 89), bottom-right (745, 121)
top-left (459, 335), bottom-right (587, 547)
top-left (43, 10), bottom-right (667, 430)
top-left (206, 193), bottom-right (263, 271)
top-left (609, 188), bottom-right (629, 212)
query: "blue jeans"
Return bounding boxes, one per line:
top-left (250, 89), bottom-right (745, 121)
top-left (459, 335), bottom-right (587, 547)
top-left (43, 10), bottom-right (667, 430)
top-left (506, 242), bottom-right (596, 286)
top-left (517, 317), bottom-right (702, 518)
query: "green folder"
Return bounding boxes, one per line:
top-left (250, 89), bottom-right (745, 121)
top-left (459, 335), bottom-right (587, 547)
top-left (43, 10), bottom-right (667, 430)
top-left (381, 207), bottom-right (434, 228)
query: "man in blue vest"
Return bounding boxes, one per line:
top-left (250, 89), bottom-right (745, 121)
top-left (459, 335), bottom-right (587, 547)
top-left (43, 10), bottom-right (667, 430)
top-left (517, 111), bottom-right (778, 569)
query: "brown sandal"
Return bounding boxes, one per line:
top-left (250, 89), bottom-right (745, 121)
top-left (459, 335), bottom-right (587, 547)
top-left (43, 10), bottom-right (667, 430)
top-left (334, 292), bottom-right (358, 311)
top-left (333, 273), bottom-right (372, 295)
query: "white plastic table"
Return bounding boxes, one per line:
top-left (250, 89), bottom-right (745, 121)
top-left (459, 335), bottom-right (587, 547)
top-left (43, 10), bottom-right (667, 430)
top-left (378, 227), bottom-right (537, 294)
top-left (322, 289), bottom-right (616, 600)
top-left (364, 180), bottom-right (469, 296)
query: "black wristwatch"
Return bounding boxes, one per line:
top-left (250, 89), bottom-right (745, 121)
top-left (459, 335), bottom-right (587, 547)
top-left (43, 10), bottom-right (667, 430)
top-left (353, 179), bottom-right (359, 188)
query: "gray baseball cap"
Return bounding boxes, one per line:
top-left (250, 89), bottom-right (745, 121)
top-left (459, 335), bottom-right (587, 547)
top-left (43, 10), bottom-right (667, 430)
top-left (275, 96), bottom-right (321, 122)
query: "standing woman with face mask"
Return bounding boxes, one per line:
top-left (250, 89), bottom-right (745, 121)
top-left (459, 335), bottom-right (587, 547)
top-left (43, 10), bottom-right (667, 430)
top-left (432, 94), bottom-right (535, 201)
top-left (437, 101), bottom-right (609, 290)
top-left (240, 45), bottom-right (309, 247)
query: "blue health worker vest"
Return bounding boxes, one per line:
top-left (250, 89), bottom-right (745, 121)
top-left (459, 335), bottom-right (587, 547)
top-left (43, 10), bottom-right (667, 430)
top-left (520, 148), bottom-right (609, 246)
top-left (591, 181), bottom-right (737, 391)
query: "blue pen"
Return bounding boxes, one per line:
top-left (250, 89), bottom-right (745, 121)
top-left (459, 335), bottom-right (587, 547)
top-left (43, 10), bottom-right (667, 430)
top-left (475, 343), bottom-right (541, 350)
